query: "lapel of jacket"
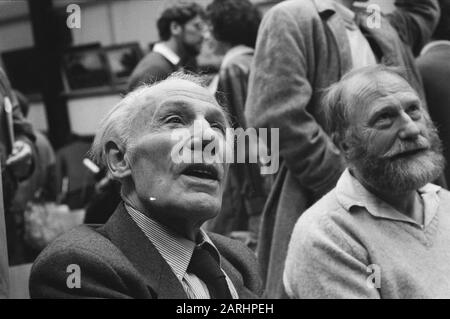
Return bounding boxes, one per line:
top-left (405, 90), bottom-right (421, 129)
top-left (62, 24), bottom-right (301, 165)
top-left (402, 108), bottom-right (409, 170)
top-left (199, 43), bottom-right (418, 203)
top-left (99, 203), bottom-right (187, 299)
top-left (219, 257), bottom-right (258, 299)
top-left (209, 233), bottom-right (260, 299)
top-left (313, 0), bottom-right (353, 75)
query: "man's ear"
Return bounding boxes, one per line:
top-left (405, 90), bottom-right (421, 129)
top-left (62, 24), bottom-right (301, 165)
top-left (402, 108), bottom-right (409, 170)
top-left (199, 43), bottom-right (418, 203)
top-left (340, 140), bottom-right (350, 155)
top-left (170, 21), bottom-right (182, 36)
top-left (332, 133), bottom-right (350, 156)
top-left (105, 141), bottom-right (132, 180)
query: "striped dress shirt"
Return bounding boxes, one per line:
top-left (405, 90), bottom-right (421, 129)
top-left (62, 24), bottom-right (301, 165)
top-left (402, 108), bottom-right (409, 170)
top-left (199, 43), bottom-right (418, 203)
top-left (125, 204), bottom-right (239, 299)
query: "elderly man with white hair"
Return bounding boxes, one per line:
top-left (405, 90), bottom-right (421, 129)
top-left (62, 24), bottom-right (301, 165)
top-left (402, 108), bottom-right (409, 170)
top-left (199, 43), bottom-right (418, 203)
top-left (284, 65), bottom-right (450, 299)
top-left (28, 73), bottom-right (262, 299)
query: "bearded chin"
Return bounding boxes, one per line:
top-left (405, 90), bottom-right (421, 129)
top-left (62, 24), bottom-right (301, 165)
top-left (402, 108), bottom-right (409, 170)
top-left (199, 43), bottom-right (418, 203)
top-left (347, 129), bottom-right (446, 195)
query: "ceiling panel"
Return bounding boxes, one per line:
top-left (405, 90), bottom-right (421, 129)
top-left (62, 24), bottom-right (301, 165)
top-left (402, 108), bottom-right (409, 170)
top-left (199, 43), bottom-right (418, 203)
top-left (0, 1), bottom-right (28, 21)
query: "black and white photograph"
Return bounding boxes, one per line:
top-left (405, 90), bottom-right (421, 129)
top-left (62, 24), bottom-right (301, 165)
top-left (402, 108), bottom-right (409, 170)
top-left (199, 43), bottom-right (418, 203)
top-left (0, 0), bottom-right (449, 306)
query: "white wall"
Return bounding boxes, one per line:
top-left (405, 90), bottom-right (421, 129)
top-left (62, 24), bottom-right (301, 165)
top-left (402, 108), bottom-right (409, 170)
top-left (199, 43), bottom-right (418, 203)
top-left (0, 20), bottom-right (33, 54)
top-left (28, 102), bottom-right (49, 132)
top-left (67, 95), bottom-right (122, 135)
top-left (71, 3), bottom-right (113, 46)
top-left (0, 1), bottom-right (32, 53)
top-left (72, 0), bottom-right (212, 47)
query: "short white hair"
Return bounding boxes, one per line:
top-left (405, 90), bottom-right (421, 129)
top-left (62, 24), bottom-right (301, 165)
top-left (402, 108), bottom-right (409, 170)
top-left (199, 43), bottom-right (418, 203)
top-left (90, 72), bottom-right (210, 168)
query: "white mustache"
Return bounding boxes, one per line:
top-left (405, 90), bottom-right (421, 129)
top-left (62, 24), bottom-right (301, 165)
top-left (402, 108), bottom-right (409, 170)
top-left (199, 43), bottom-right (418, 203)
top-left (381, 135), bottom-right (431, 159)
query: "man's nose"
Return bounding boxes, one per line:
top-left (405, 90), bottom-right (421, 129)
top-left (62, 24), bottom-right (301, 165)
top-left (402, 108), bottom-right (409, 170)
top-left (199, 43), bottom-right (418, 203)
top-left (188, 118), bottom-right (216, 151)
top-left (398, 111), bottom-right (421, 140)
top-left (202, 28), bottom-right (211, 41)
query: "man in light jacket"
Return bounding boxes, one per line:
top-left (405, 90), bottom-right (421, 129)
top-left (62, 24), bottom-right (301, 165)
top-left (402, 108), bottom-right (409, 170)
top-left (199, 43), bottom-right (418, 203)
top-left (245, 0), bottom-right (440, 298)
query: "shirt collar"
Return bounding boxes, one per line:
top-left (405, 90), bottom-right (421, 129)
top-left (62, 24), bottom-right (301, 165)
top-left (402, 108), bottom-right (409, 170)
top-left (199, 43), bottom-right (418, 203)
top-left (419, 183), bottom-right (442, 227)
top-left (333, 2), bottom-right (358, 30)
top-left (152, 42), bottom-right (181, 66)
top-left (313, 0), bottom-right (356, 21)
top-left (420, 40), bottom-right (450, 56)
top-left (336, 169), bottom-right (442, 227)
top-left (124, 203), bottom-right (222, 281)
top-left (313, 0), bottom-right (337, 15)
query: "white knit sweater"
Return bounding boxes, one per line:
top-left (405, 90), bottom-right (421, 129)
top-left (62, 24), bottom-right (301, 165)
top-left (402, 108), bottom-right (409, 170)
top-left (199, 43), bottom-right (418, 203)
top-left (284, 169), bottom-right (450, 299)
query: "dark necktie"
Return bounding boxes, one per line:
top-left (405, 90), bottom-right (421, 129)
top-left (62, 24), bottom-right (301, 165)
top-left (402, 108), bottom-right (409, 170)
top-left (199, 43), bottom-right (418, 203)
top-left (187, 246), bottom-right (232, 299)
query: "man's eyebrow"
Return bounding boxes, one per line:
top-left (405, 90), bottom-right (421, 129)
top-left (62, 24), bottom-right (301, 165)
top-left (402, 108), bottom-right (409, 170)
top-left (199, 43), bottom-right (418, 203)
top-left (401, 96), bottom-right (421, 107)
top-left (368, 104), bottom-right (397, 122)
top-left (154, 100), bottom-right (193, 115)
top-left (206, 108), bottom-right (228, 125)
top-left (368, 95), bottom-right (421, 121)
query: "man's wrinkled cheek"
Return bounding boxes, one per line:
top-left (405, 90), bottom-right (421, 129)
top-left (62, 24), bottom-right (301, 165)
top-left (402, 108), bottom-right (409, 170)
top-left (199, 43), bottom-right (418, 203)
top-left (367, 131), bottom-right (394, 158)
top-left (137, 139), bottom-right (176, 166)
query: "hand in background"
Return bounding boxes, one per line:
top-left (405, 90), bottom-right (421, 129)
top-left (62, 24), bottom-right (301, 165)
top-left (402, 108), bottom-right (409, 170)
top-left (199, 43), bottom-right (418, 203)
top-left (6, 140), bottom-right (33, 180)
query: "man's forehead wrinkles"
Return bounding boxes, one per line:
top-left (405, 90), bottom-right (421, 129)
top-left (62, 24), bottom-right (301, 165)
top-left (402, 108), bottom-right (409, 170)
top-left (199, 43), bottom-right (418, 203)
top-left (377, 92), bottom-right (419, 105)
top-left (158, 89), bottom-right (217, 104)
top-left (152, 92), bottom-right (220, 116)
top-left (380, 84), bottom-right (416, 100)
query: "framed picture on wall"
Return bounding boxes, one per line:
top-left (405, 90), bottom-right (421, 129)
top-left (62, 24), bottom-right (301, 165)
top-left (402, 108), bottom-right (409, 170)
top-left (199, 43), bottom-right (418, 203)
top-left (103, 42), bottom-right (143, 86)
top-left (61, 43), bottom-right (111, 92)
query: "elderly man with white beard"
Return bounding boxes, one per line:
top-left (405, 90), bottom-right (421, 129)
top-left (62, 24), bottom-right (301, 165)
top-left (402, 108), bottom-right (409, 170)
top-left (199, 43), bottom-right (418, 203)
top-left (283, 65), bottom-right (449, 299)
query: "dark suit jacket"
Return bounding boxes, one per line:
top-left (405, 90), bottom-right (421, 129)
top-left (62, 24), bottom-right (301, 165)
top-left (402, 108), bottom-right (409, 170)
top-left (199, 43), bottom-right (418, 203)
top-left (127, 51), bottom-right (178, 91)
top-left (29, 203), bottom-right (263, 299)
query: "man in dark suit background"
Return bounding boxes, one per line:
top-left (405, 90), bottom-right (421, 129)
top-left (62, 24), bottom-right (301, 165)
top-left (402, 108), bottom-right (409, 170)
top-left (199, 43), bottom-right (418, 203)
top-left (128, 3), bottom-right (205, 91)
top-left (417, 0), bottom-right (450, 184)
top-left (29, 72), bottom-right (262, 299)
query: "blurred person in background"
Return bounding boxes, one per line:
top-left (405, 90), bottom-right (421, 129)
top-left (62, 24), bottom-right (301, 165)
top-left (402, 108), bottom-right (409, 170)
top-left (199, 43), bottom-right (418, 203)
top-left (54, 134), bottom-right (96, 210)
top-left (203, 0), bottom-right (265, 249)
top-left (8, 91), bottom-right (57, 263)
top-left (12, 91), bottom-right (57, 205)
top-left (245, 0), bottom-right (441, 298)
top-left (128, 2), bottom-right (206, 90)
top-left (0, 68), bottom-right (36, 295)
top-left (417, 0), bottom-right (450, 185)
